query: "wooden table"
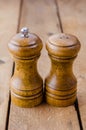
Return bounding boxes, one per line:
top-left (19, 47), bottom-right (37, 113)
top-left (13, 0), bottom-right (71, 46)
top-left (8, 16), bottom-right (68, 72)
top-left (0, 0), bottom-right (86, 130)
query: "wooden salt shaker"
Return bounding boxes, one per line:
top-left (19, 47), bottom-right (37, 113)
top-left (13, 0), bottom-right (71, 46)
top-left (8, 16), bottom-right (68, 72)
top-left (8, 27), bottom-right (43, 107)
top-left (45, 33), bottom-right (81, 107)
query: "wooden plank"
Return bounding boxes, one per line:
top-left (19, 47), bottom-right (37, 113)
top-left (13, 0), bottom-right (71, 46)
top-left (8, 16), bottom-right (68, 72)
top-left (0, 61), bottom-right (12, 130)
top-left (57, 0), bottom-right (86, 129)
top-left (8, 0), bottom-right (80, 130)
top-left (0, 0), bottom-right (21, 129)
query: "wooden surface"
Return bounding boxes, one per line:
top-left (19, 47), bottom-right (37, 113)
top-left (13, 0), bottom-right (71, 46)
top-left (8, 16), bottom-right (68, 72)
top-left (0, 0), bottom-right (85, 130)
top-left (58, 0), bottom-right (86, 129)
top-left (9, 0), bottom-right (79, 130)
top-left (0, 0), bottom-right (21, 130)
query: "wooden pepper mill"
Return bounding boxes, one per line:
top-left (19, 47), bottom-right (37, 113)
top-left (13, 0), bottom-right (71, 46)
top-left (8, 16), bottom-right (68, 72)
top-left (45, 33), bottom-right (81, 107)
top-left (8, 27), bottom-right (43, 107)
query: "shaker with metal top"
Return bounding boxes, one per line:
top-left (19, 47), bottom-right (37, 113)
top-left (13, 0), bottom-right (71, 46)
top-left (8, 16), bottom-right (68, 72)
top-left (45, 33), bottom-right (81, 107)
top-left (8, 27), bottom-right (43, 107)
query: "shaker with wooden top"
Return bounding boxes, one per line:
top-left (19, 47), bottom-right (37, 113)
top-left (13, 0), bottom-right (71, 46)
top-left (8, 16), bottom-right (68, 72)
top-left (8, 27), bottom-right (43, 107)
top-left (45, 33), bottom-right (81, 107)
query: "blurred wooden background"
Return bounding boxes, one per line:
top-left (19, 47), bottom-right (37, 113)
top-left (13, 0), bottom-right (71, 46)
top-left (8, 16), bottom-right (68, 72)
top-left (0, 0), bottom-right (86, 130)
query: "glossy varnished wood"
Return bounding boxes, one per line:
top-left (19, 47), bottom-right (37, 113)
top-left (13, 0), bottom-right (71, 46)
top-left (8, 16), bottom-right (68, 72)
top-left (8, 30), bottom-right (43, 107)
top-left (45, 33), bottom-right (81, 106)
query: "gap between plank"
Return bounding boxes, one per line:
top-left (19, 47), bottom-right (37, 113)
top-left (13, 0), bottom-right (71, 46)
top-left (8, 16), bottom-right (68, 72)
top-left (5, 0), bottom-right (24, 130)
top-left (54, 0), bottom-right (83, 130)
top-left (54, 0), bottom-right (63, 33)
top-left (74, 99), bottom-right (83, 130)
top-left (5, 62), bottom-right (15, 130)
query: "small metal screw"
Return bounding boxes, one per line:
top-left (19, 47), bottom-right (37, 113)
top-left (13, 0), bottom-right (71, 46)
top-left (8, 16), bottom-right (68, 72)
top-left (21, 27), bottom-right (29, 38)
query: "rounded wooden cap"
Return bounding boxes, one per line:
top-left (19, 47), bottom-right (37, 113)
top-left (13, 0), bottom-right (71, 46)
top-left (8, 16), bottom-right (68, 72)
top-left (46, 33), bottom-right (81, 58)
top-left (8, 27), bottom-right (43, 59)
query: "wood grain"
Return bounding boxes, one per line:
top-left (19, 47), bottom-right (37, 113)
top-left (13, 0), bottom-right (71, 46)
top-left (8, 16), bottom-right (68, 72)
top-left (45, 33), bottom-right (81, 107)
top-left (8, 0), bottom-right (80, 130)
top-left (0, 0), bottom-right (21, 129)
top-left (8, 30), bottom-right (43, 107)
top-left (57, 0), bottom-right (86, 129)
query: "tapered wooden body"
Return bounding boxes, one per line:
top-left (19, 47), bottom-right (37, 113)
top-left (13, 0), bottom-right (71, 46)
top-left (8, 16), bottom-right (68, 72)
top-left (45, 33), bottom-right (81, 107)
top-left (8, 28), bottom-right (43, 107)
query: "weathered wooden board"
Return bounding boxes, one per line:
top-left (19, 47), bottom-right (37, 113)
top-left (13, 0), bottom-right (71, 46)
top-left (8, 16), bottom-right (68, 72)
top-left (0, 0), bottom-right (21, 129)
top-left (8, 0), bottom-right (80, 130)
top-left (58, 0), bottom-right (86, 129)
